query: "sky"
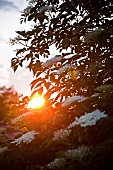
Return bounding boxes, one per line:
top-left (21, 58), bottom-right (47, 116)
top-left (0, 0), bottom-right (33, 95)
top-left (0, 0), bottom-right (60, 96)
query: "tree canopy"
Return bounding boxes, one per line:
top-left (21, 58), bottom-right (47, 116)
top-left (11, 0), bottom-right (113, 110)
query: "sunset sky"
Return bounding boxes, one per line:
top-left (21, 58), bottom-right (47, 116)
top-left (0, 0), bottom-right (59, 96)
top-left (0, 0), bottom-right (33, 95)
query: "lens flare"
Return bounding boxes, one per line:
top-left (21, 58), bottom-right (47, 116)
top-left (27, 95), bottom-right (45, 110)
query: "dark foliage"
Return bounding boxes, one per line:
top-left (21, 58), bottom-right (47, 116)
top-left (3, 0), bottom-right (113, 170)
top-left (10, 0), bottom-right (113, 104)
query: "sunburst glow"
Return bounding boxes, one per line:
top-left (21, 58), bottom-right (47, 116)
top-left (27, 95), bottom-right (45, 110)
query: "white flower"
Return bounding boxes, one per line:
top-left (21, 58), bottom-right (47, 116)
top-left (53, 128), bottom-right (71, 141)
top-left (68, 109), bottom-right (108, 128)
top-left (42, 55), bottom-right (62, 67)
top-left (65, 145), bottom-right (90, 159)
top-left (11, 131), bottom-right (38, 145)
top-left (47, 145), bottom-right (90, 169)
top-left (0, 146), bottom-right (8, 154)
top-left (62, 95), bottom-right (85, 107)
top-left (12, 111), bottom-right (35, 124)
top-left (47, 158), bottom-right (66, 169)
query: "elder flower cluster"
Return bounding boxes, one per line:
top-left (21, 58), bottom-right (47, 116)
top-left (68, 109), bottom-right (108, 128)
top-left (47, 158), bottom-right (66, 169)
top-left (53, 128), bottom-right (71, 141)
top-left (12, 111), bottom-right (35, 124)
top-left (62, 95), bottom-right (85, 107)
top-left (64, 145), bottom-right (90, 160)
top-left (53, 109), bottom-right (107, 141)
top-left (47, 145), bottom-right (91, 169)
top-left (11, 131), bottom-right (38, 145)
top-left (0, 146), bottom-right (8, 154)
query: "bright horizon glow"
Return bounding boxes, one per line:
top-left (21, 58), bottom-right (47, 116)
top-left (27, 95), bottom-right (45, 110)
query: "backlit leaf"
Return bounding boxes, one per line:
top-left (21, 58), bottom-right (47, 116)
top-left (30, 78), bottom-right (43, 90)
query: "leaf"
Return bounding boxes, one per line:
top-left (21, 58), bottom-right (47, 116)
top-left (33, 82), bottom-right (43, 90)
top-left (12, 65), bottom-right (18, 72)
top-left (16, 31), bottom-right (26, 37)
top-left (36, 27), bottom-right (42, 33)
top-left (30, 78), bottom-right (43, 89)
top-left (38, 86), bottom-right (43, 95)
top-left (22, 96), bottom-right (29, 103)
top-left (35, 54), bottom-right (39, 58)
top-left (16, 48), bottom-right (26, 56)
top-left (44, 50), bottom-right (50, 55)
top-left (25, 54), bottom-right (32, 60)
top-left (44, 89), bottom-right (52, 99)
top-left (35, 71), bottom-right (42, 78)
top-left (19, 60), bottom-right (23, 67)
top-left (32, 62), bottom-right (42, 75)
top-left (62, 38), bottom-right (70, 49)
top-left (95, 85), bottom-right (113, 92)
top-left (28, 14), bottom-right (35, 21)
top-left (50, 73), bottom-right (55, 82)
top-left (55, 93), bottom-right (60, 101)
top-left (45, 82), bottom-right (51, 90)
top-left (32, 66), bottom-right (38, 76)
top-left (31, 89), bottom-right (38, 97)
top-left (11, 58), bottom-right (18, 67)
top-left (60, 95), bottom-right (64, 102)
top-left (69, 70), bottom-right (78, 80)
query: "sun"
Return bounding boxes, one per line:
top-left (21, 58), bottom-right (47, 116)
top-left (27, 95), bottom-right (45, 110)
